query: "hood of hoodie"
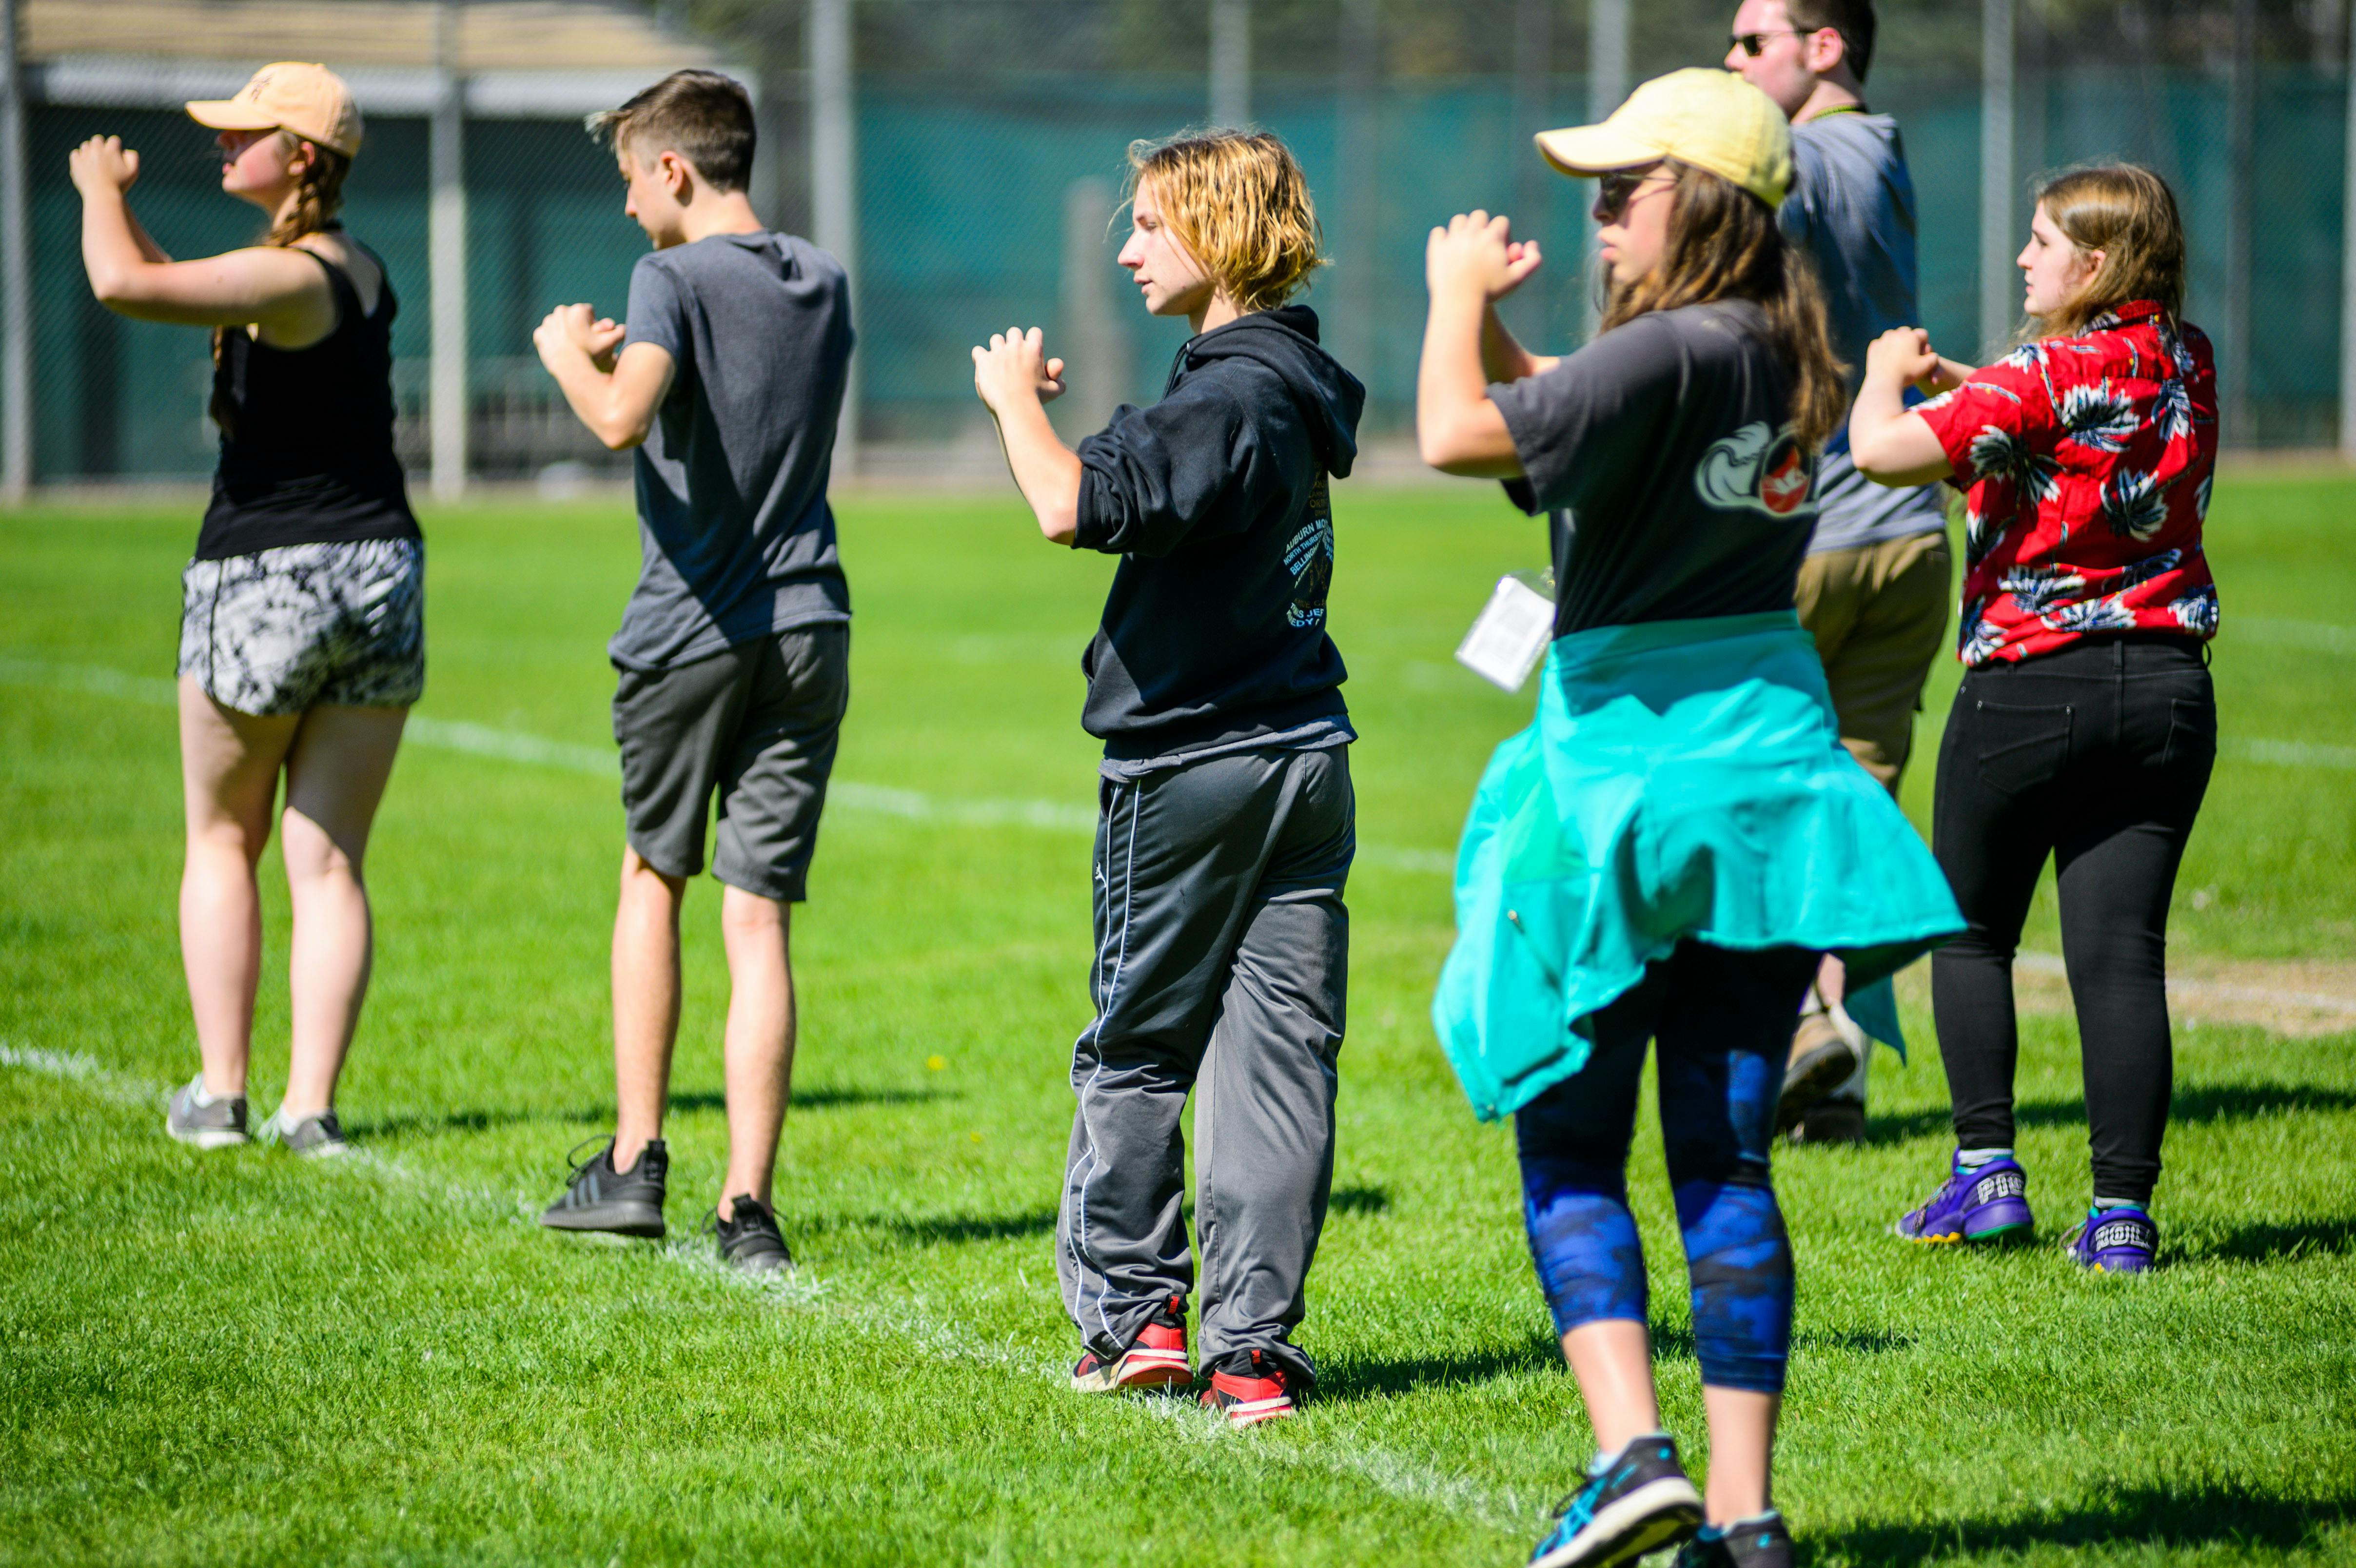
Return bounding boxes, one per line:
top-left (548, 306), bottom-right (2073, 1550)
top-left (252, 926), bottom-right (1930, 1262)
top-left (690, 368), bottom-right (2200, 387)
top-left (1175, 305), bottom-right (1366, 480)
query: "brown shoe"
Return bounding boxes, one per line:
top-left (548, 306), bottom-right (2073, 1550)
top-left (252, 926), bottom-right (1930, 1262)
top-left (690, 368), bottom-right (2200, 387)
top-left (1790, 1097), bottom-right (1866, 1144)
top-left (1777, 1009), bottom-right (1862, 1133)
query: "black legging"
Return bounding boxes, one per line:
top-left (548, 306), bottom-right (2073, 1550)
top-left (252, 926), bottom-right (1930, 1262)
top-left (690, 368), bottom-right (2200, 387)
top-left (1930, 635), bottom-right (2215, 1204)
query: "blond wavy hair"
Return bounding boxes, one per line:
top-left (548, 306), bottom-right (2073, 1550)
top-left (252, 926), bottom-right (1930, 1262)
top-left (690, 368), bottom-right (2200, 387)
top-left (1124, 130), bottom-right (1326, 314)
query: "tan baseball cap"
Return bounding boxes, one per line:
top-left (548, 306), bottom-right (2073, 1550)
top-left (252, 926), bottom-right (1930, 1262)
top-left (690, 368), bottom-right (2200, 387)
top-left (1534, 67), bottom-right (1790, 209)
top-left (187, 63), bottom-right (363, 159)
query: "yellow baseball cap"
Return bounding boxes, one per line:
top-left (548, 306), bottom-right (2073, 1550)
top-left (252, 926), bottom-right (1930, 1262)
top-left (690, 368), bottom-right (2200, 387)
top-left (1534, 67), bottom-right (1790, 208)
top-left (187, 63), bottom-right (363, 159)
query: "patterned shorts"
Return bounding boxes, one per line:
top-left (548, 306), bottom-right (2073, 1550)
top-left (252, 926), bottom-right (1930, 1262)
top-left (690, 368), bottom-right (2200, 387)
top-left (177, 538), bottom-right (425, 716)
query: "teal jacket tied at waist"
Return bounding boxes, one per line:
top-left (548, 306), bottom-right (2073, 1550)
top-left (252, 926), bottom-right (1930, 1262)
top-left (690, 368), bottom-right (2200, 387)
top-left (1433, 610), bottom-right (1963, 1121)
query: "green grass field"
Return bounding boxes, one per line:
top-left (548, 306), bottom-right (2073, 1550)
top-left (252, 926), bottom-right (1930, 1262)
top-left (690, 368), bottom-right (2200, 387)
top-left (2, 474), bottom-right (2352, 1567)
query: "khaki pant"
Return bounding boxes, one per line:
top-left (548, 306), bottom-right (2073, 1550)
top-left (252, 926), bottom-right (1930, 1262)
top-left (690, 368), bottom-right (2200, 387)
top-left (1794, 530), bottom-right (1952, 793)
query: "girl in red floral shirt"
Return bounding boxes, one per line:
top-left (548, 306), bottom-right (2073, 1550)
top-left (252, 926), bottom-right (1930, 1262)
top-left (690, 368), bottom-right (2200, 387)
top-left (1849, 164), bottom-right (2216, 1274)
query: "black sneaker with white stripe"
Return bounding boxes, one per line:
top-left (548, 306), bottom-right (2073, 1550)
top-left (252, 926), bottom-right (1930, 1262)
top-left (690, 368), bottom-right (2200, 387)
top-left (540, 1137), bottom-right (668, 1239)
top-left (711, 1194), bottom-right (793, 1274)
top-left (1528, 1433), bottom-right (1705, 1568)
top-left (166, 1075), bottom-right (248, 1149)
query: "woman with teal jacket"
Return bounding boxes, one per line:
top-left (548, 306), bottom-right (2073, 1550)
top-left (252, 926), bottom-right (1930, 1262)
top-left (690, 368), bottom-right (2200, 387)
top-left (1416, 71), bottom-right (1960, 1568)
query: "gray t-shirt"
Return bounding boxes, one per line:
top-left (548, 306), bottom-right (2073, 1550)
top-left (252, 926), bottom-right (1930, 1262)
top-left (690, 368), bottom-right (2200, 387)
top-left (613, 231), bottom-right (853, 672)
top-left (1780, 111), bottom-right (1947, 554)
top-left (1491, 300), bottom-right (1818, 637)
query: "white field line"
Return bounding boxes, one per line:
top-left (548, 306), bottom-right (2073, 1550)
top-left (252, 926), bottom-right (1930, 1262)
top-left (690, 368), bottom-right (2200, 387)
top-left (0, 656), bottom-right (1456, 871)
top-left (2011, 952), bottom-right (2356, 1018)
top-left (0, 1041), bottom-right (1529, 1532)
top-left (2232, 617), bottom-right (2356, 655)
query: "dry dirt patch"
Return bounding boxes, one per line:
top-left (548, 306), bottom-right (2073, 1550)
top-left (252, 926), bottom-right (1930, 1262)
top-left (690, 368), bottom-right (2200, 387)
top-left (1892, 955), bottom-right (2356, 1039)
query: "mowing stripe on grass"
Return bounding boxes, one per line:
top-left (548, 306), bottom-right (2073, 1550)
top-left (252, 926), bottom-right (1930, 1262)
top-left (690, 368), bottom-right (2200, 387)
top-left (2232, 617), bottom-right (2356, 655)
top-left (0, 656), bottom-right (1458, 872)
top-left (0, 1039), bottom-right (1532, 1533)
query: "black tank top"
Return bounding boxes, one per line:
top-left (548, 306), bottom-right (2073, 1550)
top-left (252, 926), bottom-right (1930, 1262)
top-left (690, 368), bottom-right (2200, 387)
top-left (196, 238), bottom-right (421, 561)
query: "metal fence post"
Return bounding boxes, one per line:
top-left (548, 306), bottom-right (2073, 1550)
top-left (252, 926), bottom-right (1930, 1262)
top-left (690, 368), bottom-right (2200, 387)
top-left (1210, 0), bottom-right (1250, 127)
top-left (811, 0), bottom-right (859, 472)
top-left (430, 2), bottom-right (469, 501)
top-left (1511, 0), bottom-right (1552, 345)
top-left (2342, 0), bottom-right (2356, 457)
top-left (1331, 0), bottom-right (1378, 381)
top-left (0, 0), bottom-right (29, 501)
top-left (1979, 0), bottom-right (2014, 358)
top-left (2224, 0), bottom-right (2256, 444)
top-left (1582, 0), bottom-right (1629, 339)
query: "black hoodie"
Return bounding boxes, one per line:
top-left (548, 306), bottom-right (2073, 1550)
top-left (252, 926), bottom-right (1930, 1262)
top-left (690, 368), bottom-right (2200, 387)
top-left (1071, 305), bottom-right (1366, 759)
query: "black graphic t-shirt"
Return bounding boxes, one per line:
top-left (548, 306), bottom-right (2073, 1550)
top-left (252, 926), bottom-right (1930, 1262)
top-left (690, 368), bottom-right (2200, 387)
top-left (1490, 299), bottom-right (1818, 638)
top-left (1071, 306), bottom-right (1366, 761)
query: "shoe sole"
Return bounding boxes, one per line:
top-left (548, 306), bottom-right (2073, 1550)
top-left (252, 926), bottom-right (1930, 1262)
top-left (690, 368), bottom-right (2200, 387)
top-left (166, 1124), bottom-right (249, 1149)
top-left (1530, 1479), bottom-right (1706, 1568)
top-left (1214, 1396), bottom-right (1294, 1428)
top-left (1897, 1220), bottom-right (2033, 1246)
top-left (1775, 1039), bottom-right (1861, 1133)
top-left (1071, 1347), bottom-right (1192, 1393)
top-left (541, 1205), bottom-right (666, 1240)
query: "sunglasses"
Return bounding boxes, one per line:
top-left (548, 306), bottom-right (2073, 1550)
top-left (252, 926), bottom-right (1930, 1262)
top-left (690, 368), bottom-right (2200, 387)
top-left (1596, 168), bottom-right (1665, 220)
top-left (1728, 28), bottom-right (1806, 55)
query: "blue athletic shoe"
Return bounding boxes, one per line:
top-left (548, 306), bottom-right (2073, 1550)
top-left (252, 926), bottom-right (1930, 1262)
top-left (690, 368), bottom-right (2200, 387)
top-left (2065, 1204), bottom-right (2158, 1274)
top-left (1529, 1433), bottom-right (1705, 1568)
top-left (1893, 1155), bottom-right (2033, 1245)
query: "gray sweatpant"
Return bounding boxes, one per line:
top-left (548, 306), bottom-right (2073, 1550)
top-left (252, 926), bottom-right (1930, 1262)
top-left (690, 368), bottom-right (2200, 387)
top-left (1057, 744), bottom-right (1353, 1385)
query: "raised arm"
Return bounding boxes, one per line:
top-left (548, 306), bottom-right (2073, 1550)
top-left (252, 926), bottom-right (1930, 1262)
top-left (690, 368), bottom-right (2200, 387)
top-left (1849, 327), bottom-right (1962, 487)
top-left (1417, 212), bottom-right (1544, 477)
top-left (534, 304), bottom-right (673, 452)
top-left (73, 137), bottom-right (334, 342)
top-left (971, 326), bottom-right (1079, 545)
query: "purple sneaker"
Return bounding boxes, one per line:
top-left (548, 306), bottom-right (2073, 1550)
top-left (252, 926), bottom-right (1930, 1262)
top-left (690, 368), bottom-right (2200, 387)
top-left (2066, 1205), bottom-right (2158, 1274)
top-left (1893, 1156), bottom-right (2033, 1244)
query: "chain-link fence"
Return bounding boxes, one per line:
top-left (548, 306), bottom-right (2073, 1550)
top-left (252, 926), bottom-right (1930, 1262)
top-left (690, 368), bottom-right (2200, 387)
top-left (30, 0), bottom-right (2356, 484)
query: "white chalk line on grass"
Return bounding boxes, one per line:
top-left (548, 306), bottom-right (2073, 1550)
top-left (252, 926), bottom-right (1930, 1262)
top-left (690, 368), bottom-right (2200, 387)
top-left (0, 657), bottom-right (1457, 874)
top-left (0, 1041), bottom-right (1531, 1533)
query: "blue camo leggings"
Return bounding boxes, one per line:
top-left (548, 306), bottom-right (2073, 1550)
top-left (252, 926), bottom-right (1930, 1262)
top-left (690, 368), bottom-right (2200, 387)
top-left (1515, 941), bottom-right (1820, 1395)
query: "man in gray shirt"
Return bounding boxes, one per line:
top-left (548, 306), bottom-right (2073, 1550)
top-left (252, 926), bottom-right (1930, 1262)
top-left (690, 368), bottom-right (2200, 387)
top-left (1729, 0), bottom-right (1946, 1141)
top-left (531, 71), bottom-right (852, 1269)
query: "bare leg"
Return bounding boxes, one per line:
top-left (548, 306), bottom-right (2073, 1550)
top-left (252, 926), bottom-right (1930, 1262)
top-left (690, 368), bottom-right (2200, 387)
top-left (276, 704), bottom-right (409, 1118)
top-left (718, 887), bottom-right (795, 1216)
top-left (611, 847), bottom-right (687, 1171)
top-left (1561, 1319), bottom-right (1663, 1454)
top-left (177, 679), bottom-right (299, 1098)
top-left (1814, 953), bottom-right (1846, 1007)
top-left (1700, 1386), bottom-right (1780, 1523)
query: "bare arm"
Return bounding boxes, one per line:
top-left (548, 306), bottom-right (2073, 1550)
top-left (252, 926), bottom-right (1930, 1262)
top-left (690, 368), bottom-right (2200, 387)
top-left (972, 327), bottom-right (1079, 545)
top-left (1849, 327), bottom-right (1960, 487)
top-left (73, 136), bottom-right (332, 342)
top-left (1418, 214), bottom-right (1542, 477)
top-left (535, 305), bottom-right (671, 451)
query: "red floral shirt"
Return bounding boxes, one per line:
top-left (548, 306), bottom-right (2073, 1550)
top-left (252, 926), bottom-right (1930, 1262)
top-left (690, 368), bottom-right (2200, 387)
top-left (1915, 300), bottom-right (2219, 666)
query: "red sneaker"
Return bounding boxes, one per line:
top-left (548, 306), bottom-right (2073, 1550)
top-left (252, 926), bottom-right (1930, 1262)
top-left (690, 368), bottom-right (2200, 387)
top-left (1199, 1348), bottom-right (1297, 1427)
top-left (1071, 1297), bottom-right (1191, 1392)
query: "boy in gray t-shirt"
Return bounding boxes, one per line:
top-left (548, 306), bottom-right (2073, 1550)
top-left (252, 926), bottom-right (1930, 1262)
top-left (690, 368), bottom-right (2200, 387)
top-left (1729, 0), bottom-right (1945, 1140)
top-left (530, 70), bottom-right (853, 1269)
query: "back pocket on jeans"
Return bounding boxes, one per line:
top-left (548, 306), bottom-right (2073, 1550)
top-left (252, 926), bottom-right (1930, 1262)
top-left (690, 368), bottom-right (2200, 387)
top-left (2161, 696), bottom-right (2217, 769)
top-left (1972, 700), bottom-right (2073, 796)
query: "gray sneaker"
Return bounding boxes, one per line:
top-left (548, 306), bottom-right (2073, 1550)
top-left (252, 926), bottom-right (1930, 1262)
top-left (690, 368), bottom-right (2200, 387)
top-left (260, 1106), bottom-right (351, 1158)
top-left (166, 1075), bottom-right (249, 1148)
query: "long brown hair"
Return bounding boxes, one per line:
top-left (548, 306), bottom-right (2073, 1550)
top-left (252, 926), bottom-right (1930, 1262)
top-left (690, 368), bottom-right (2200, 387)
top-left (212, 132), bottom-right (351, 410)
top-left (2025, 162), bottom-right (2186, 340)
top-left (1599, 162), bottom-right (1847, 451)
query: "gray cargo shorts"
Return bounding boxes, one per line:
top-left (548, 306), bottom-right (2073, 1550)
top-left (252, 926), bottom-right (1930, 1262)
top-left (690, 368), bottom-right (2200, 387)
top-left (612, 624), bottom-right (849, 902)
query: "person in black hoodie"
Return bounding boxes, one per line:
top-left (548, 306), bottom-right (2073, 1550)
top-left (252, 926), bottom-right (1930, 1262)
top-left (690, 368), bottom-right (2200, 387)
top-left (972, 129), bottom-right (1365, 1427)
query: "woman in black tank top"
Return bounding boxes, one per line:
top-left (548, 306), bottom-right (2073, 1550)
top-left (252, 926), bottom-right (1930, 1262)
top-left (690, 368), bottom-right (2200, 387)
top-left (72, 63), bottom-right (418, 1159)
